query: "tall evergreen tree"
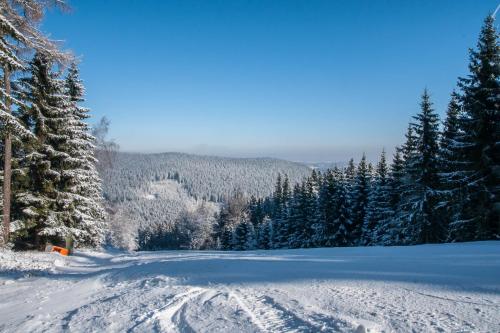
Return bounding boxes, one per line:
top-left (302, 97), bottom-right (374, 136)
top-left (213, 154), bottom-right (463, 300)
top-left (62, 63), bottom-right (106, 246)
top-left (363, 150), bottom-right (393, 245)
top-left (401, 90), bottom-right (444, 244)
top-left (272, 173), bottom-right (283, 219)
top-left (14, 53), bottom-right (79, 247)
top-left (314, 169), bottom-right (337, 246)
top-left (439, 91), bottom-right (464, 237)
top-left (16, 53), bottom-right (89, 245)
top-left (452, 15), bottom-right (500, 240)
top-left (332, 171), bottom-right (351, 246)
top-left (271, 173), bottom-right (288, 247)
top-left (377, 148), bottom-right (404, 245)
top-left (256, 216), bottom-right (272, 249)
top-left (233, 219), bottom-right (256, 250)
top-left (349, 154), bottom-right (371, 245)
top-left (221, 225), bottom-right (234, 250)
top-left (298, 177), bottom-right (318, 248)
top-left (0, 0), bottom-right (69, 245)
top-left (287, 182), bottom-right (303, 248)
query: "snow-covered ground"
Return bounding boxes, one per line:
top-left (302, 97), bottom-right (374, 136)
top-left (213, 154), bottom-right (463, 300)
top-left (1, 242), bottom-right (499, 333)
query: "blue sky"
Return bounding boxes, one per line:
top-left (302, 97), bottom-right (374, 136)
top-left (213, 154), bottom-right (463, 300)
top-left (44, 0), bottom-right (499, 162)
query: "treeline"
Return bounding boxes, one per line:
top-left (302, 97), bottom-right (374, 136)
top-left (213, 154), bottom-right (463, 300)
top-left (215, 16), bottom-right (499, 250)
top-left (0, 1), bottom-right (105, 249)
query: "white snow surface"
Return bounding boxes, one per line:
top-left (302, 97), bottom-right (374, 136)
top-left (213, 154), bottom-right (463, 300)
top-left (1, 241), bottom-right (499, 333)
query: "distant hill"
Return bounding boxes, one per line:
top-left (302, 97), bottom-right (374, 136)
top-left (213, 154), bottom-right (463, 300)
top-left (102, 152), bottom-right (312, 203)
top-left (101, 152), bottom-right (312, 249)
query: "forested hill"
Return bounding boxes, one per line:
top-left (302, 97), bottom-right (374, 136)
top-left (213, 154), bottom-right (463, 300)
top-left (100, 152), bottom-right (312, 249)
top-left (102, 152), bottom-right (312, 203)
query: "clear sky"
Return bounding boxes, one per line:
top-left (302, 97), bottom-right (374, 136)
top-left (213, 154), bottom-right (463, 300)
top-left (43, 0), bottom-right (499, 163)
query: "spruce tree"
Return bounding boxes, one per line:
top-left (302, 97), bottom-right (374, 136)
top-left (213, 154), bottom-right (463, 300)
top-left (272, 173), bottom-right (283, 219)
top-left (249, 195), bottom-right (263, 226)
top-left (452, 15), bottom-right (500, 240)
top-left (363, 150), bottom-right (393, 245)
top-left (233, 219), bottom-right (256, 250)
top-left (332, 171), bottom-right (351, 246)
top-left (349, 154), bottom-right (370, 245)
top-left (439, 91), bottom-right (464, 238)
top-left (287, 182), bottom-right (303, 248)
top-left (401, 90), bottom-right (444, 244)
top-left (296, 177), bottom-right (318, 248)
top-left (396, 125), bottom-right (418, 227)
top-left (270, 173), bottom-right (286, 247)
top-left (314, 169), bottom-right (337, 246)
top-left (377, 148), bottom-right (404, 245)
top-left (14, 53), bottom-right (75, 247)
top-left (62, 63), bottom-right (106, 246)
top-left (345, 158), bottom-right (356, 185)
top-left (0, 0), bottom-right (68, 245)
top-left (277, 174), bottom-right (291, 246)
top-left (221, 226), bottom-right (234, 250)
top-left (257, 216), bottom-right (272, 249)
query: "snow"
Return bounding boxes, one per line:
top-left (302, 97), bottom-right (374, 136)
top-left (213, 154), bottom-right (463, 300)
top-left (1, 242), bottom-right (499, 332)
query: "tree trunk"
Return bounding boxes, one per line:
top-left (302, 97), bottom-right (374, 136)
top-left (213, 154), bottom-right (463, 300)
top-left (2, 66), bottom-right (11, 244)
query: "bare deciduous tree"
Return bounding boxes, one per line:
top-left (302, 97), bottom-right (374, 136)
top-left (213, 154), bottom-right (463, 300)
top-left (92, 116), bottom-right (120, 173)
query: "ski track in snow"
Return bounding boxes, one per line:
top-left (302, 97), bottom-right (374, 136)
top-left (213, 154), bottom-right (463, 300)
top-left (1, 242), bottom-right (500, 333)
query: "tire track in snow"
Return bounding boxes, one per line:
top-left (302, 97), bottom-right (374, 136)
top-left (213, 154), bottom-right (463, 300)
top-left (150, 287), bottom-right (206, 332)
top-left (229, 288), bottom-right (348, 333)
top-left (224, 287), bottom-right (268, 332)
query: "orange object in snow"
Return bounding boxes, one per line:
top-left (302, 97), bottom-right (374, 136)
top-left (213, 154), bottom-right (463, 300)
top-left (51, 246), bottom-right (69, 256)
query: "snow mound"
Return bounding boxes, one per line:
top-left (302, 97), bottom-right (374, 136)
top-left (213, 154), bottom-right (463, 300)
top-left (0, 249), bottom-right (67, 279)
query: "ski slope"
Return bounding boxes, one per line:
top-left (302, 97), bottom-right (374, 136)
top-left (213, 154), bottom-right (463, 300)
top-left (1, 242), bottom-right (499, 332)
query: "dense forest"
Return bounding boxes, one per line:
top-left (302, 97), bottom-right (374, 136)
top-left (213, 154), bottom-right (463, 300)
top-left (214, 16), bottom-right (499, 251)
top-left (102, 152), bottom-right (311, 250)
top-left (102, 152), bottom-right (312, 202)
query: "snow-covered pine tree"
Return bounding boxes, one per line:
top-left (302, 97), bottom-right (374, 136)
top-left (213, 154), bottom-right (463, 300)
top-left (345, 158), bottom-right (354, 177)
top-left (377, 148), bottom-right (404, 245)
top-left (0, 0), bottom-right (68, 244)
top-left (62, 63), bottom-right (106, 246)
top-left (332, 171), bottom-right (351, 246)
top-left (402, 124), bottom-right (418, 163)
top-left (287, 182), bottom-right (303, 248)
top-left (0, 9), bottom-right (33, 242)
top-left (310, 169), bottom-right (322, 193)
top-left (314, 168), bottom-right (337, 246)
top-left (256, 216), bottom-right (272, 249)
top-left (362, 150), bottom-right (393, 245)
top-left (438, 91), bottom-right (465, 239)
top-left (248, 195), bottom-right (264, 226)
top-left (270, 173), bottom-right (285, 247)
top-left (276, 174), bottom-right (291, 246)
top-left (221, 225), bottom-right (234, 250)
top-left (349, 154), bottom-right (370, 245)
top-left (296, 177), bottom-right (318, 248)
top-left (345, 158), bottom-right (356, 188)
top-left (396, 124), bottom-right (418, 235)
top-left (272, 173), bottom-right (283, 219)
top-left (14, 53), bottom-right (77, 247)
top-left (233, 219), bottom-right (256, 250)
top-left (401, 90), bottom-right (444, 244)
top-left (452, 15), bottom-right (500, 240)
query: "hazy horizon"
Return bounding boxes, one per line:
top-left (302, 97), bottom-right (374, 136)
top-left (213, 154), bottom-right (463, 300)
top-left (118, 144), bottom-right (384, 164)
